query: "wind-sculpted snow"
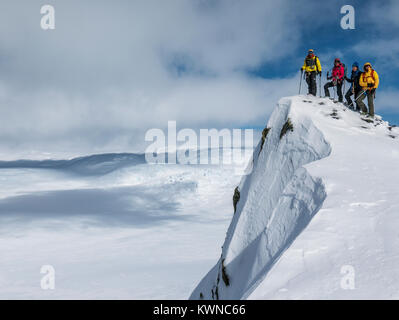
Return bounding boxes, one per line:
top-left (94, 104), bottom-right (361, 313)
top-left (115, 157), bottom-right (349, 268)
top-left (0, 153), bottom-right (147, 176)
top-left (0, 148), bottom-right (250, 176)
top-left (190, 97), bottom-right (332, 300)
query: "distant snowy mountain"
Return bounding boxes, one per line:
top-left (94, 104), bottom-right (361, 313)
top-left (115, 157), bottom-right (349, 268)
top-left (0, 153), bottom-right (147, 176)
top-left (0, 148), bottom-right (252, 176)
top-left (190, 95), bottom-right (399, 300)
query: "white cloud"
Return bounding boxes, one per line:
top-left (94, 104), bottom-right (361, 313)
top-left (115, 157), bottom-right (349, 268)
top-left (375, 88), bottom-right (399, 113)
top-left (3, 0), bottom-right (360, 157)
top-left (0, 73), bottom-right (299, 158)
top-left (351, 40), bottom-right (399, 69)
top-left (368, 0), bottom-right (399, 29)
top-left (0, 0), bottom-right (307, 157)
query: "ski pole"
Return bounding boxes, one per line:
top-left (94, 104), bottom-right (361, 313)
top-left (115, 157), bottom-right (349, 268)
top-left (348, 85), bottom-right (354, 108)
top-left (319, 72), bottom-right (321, 98)
top-left (299, 69), bottom-right (303, 95)
top-left (353, 90), bottom-right (368, 112)
top-left (333, 84), bottom-right (336, 101)
top-left (348, 94), bottom-right (354, 108)
top-left (354, 90), bottom-right (367, 103)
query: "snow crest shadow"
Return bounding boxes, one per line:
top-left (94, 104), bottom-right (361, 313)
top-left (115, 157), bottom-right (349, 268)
top-left (227, 167), bottom-right (327, 299)
top-left (0, 182), bottom-right (196, 230)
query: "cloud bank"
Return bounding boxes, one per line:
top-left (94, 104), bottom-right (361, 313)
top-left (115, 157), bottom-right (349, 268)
top-left (0, 0), bottom-right (308, 157)
top-left (0, 0), bottom-right (397, 157)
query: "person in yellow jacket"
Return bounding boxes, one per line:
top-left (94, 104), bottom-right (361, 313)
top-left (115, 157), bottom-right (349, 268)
top-left (301, 49), bottom-right (322, 96)
top-left (357, 62), bottom-right (379, 117)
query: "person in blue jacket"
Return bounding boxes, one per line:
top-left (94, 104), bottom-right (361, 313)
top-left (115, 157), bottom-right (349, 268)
top-left (344, 62), bottom-right (362, 110)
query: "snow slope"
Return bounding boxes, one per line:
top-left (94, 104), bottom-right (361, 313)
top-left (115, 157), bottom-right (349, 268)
top-left (190, 95), bottom-right (399, 300)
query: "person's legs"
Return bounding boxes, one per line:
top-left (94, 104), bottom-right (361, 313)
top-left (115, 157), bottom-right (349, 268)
top-left (354, 90), bottom-right (361, 111)
top-left (357, 92), bottom-right (368, 113)
top-left (337, 82), bottom-right (343, 102)
top-left (324, 82), bottom-right (333, 97)
top-left (345, 88), bottom-right (353, 106)
top-left (306, 72), bottom-right (316, 95)
top-left (367, 91), bottom-right (375, 117)
top-left (310, 72), bottom-right (317, 96)
top-left (305, 73), bottom-right (312, 94)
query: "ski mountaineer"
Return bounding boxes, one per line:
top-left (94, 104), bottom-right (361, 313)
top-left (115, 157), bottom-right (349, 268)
top-left (357, 62), bottom-right (379, 117)
top-left (344, 62), bottom-right (362, 110)
top-left (324, 58), bottom-right (345, 102)
top-left (301, 49), bottom-right (322, 96)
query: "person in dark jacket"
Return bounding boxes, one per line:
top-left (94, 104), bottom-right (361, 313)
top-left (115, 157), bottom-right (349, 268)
top-left (344, 62), bottom-right (362, 110)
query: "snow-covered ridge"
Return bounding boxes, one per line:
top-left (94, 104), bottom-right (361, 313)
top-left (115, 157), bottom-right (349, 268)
top-left (190, 95), bottom-right (399, 300)
top-left (0, 153), bottom-right (146, 176)
top-left (0, 148), bottom-right (252, 176)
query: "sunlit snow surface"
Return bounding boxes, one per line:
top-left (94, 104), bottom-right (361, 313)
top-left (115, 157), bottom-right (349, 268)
top-left (3, 95), bottom-right (399, 300)
top-left (250, 97), bottom-right (399, 299)
top-left (0, 152), bottom-right (244, 299)
top-left (191, 95), bottom-right (399, 300)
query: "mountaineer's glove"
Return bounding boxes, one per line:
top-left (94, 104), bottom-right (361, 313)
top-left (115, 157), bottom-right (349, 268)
top-left (368, 83), bottom-right (374, 88)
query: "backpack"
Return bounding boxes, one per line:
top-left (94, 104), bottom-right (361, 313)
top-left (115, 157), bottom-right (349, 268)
top-left (362, 69), bottom-right (375, 82)
top-left (305, 55), bottom-right (320, 71)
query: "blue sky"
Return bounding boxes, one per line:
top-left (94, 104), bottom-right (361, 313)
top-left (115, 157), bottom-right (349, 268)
top-left (0, 0), bottom-right (398, 157)
top-left (249, 0), bottom-right (399, 125)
